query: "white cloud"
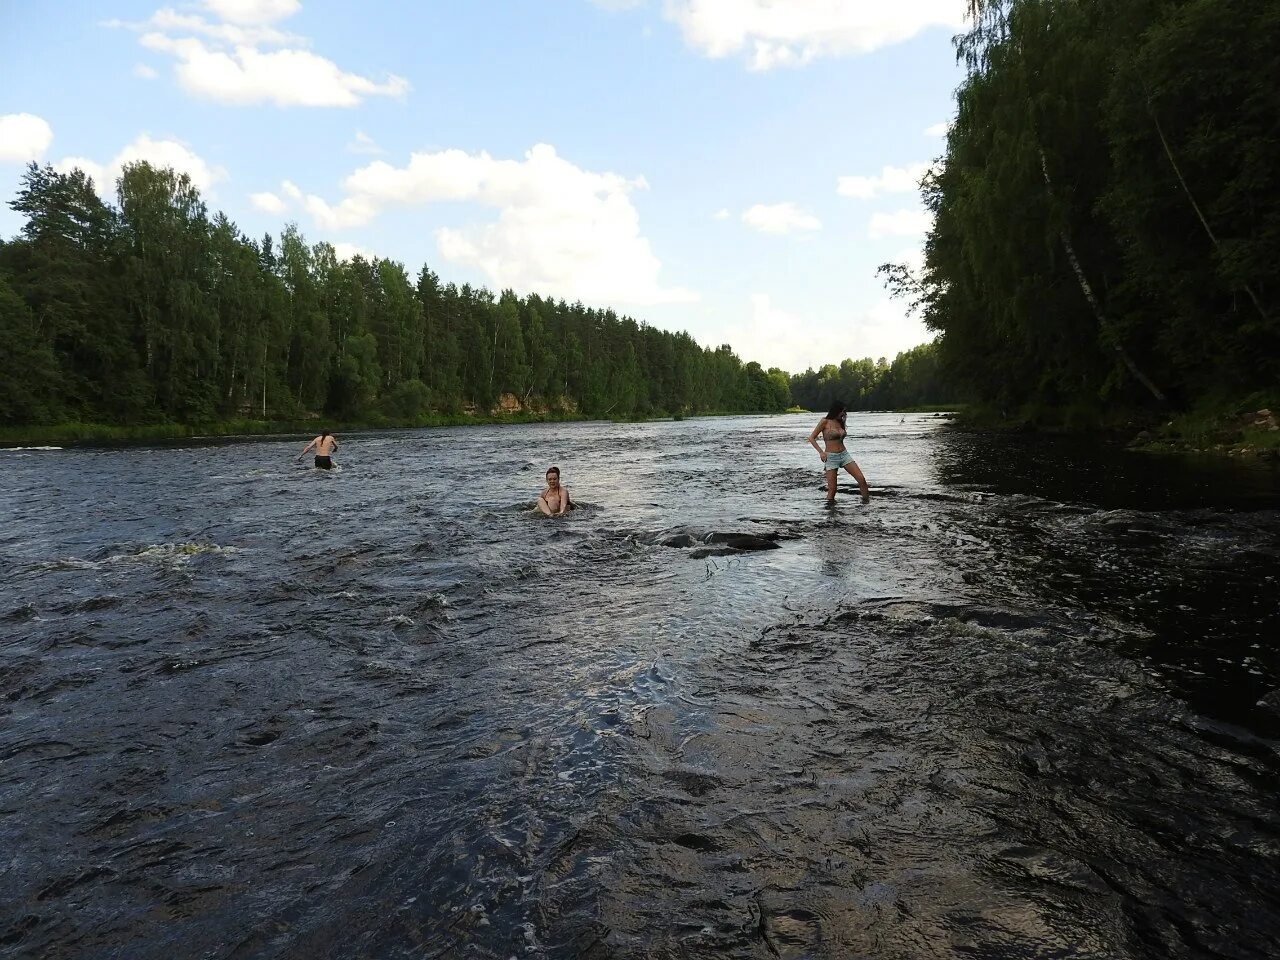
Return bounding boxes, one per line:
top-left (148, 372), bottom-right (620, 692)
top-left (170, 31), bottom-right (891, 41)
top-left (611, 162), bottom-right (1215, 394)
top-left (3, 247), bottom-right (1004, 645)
top-left (712, 208), bottom-right (730, 220)
top-left (139, 34), bottom-right (409, 107)
top-left (837, 162), bottom-right (930, 200)
top-left (347, 130), bottom-right (385, 155)
top-left (662, 0), bottom-right (968, 70)
top-left (110, 3), bottom-right (408, 108)
top-left (250, 190), bottom-right (286, 213)
top-left (142, 9), bottom-right (303, 45)
top-left (55, 134), bottom-right (227, 196)
top-left (853, 297), bottom-right (932, 362)
top-left (134, 62), bottom-right (159, 79)
top-left (731, 293), bottom-right (811, 370)
top-left (869, 208), bottom-right (932, 239)
top-left (54, 157), bottom-right (109, 190)
top-left (924, 121), bottom-right (950, 137)
top-left (741, 202), bottom-right (821, 234)
top-left (332, 241), bottom-right (371, 262)
top-left (741, 296), bottom-right (939, 372)
top-left (281, 143), bottom-right (695, 307)
top-left (202, 0), bottom-right (300, 24)
top-left (719, 293), bottom-right (931, 372)
top-left (0, 113), bottom-right (54, 163)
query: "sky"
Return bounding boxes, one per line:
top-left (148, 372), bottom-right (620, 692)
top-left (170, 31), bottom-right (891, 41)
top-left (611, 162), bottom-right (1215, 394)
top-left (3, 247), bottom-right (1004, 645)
top-left (0, 0), bottom-right (968, 374)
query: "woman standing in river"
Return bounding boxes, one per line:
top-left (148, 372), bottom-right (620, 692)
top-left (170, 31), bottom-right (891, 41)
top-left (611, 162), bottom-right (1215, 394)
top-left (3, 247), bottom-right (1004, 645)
top-left (808, 402), bottom-right (870, 503)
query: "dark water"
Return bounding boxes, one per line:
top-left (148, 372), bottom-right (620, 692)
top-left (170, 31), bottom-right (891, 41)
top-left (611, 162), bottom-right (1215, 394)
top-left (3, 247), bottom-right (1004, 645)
top-left (2, 413), bottom-right (1279, 959)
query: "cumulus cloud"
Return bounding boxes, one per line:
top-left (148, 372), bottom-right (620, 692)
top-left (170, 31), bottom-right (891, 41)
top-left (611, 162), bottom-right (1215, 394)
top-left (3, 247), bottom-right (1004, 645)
top-left (662, 0), bottom-right (968, 70)
top-left (731, 293), bottom-right (811, 370)
top-left (868, 208), bottom-right (932, 239)
top-left (719, 293), bottom-right (931, 372)
top-left (0, 113), bottom-right (54, 163)
top-left (837, 162), bottom-right (930, 200)
top-left (202, 0), bottom-right (301, 24)
top-left (924, 121), bottom-right (950, 137)
top-left (134, 62), bottom-right (159, 79)
top-left (109, 3), bottom-right (408, 107)
top-left (331, 241), bottom-right (371, 262)
top-left (250, 190), bottom-right (286, 213)
top-left (278, 143), bottom-right (694, 307)
top-left (56, 134), bottom-right (227, 196)
top-left (712, 208), bottom-right (730, 220)
top-left (741, 202), bottom-right (821, 235)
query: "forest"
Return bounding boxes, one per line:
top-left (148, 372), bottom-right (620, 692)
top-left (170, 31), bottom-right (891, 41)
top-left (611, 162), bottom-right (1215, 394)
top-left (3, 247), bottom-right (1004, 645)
top-left (0, 162), bottom-right (953, 434)
top-left (889, 0), bottom-right (1279, 428)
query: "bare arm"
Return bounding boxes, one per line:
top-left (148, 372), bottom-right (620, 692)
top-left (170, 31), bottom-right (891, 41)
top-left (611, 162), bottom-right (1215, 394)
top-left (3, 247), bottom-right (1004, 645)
top-left (297, 438), bottom-right (317, 460)
top-left (808, 420), bottom-right (827, 460)
top-left (556, 487), bottom-right (570, 515)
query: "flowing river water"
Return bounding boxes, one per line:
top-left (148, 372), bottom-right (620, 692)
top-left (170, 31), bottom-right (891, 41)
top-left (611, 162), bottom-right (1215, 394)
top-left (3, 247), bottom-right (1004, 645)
top-left (2, 413), bottom-right (1279, 959)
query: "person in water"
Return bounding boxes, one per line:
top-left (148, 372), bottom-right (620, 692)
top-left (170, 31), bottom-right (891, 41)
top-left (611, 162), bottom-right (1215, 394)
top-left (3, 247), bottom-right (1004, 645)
top-left (297, 431), bottom-right (339, 469)
top-left (536, 466), bottom-right (573, 516)
top-left (808, 402), bottom-right (870, 503)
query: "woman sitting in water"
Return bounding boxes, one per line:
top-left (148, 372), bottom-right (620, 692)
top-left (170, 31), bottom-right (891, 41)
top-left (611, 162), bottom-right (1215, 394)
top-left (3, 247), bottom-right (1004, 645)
top-left (808, 402), bottom-right (870, 503)
top-left (297, 430), bottom-right (338, 470)
top-left (536, 466), bottom-right (573, 516)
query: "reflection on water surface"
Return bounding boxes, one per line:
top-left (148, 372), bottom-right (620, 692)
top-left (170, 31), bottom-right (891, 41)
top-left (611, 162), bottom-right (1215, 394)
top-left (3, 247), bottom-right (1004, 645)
top-left (2, 414), bottom-right (1278, 958)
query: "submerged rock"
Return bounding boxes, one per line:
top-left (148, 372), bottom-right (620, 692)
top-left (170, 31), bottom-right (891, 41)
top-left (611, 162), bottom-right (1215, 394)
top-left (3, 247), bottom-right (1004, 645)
top-left (659, 531), bottom-right (781, 552)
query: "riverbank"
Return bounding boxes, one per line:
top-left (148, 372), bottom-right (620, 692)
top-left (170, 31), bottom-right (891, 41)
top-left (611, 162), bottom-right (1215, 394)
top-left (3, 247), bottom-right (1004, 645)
top-left (0, 412), bottom-right (587, 447)
top-left (952, 399), bottom-right (1280, 460)
top-left (0, 408), bottom-right (801, 447)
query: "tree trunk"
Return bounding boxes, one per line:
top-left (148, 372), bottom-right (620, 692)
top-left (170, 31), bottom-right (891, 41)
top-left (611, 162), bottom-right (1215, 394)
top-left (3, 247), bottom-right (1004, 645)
top-left (1039, 149), bottom-right (1166, 403)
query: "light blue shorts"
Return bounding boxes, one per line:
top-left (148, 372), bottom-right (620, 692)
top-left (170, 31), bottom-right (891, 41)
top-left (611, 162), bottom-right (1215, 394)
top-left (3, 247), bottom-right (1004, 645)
top-left (824, 450), bottom-right (854, 472)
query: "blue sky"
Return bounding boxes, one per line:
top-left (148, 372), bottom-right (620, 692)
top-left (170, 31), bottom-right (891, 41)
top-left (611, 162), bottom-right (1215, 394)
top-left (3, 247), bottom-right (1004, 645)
top-left (0, 0), bottom-right (968, 373)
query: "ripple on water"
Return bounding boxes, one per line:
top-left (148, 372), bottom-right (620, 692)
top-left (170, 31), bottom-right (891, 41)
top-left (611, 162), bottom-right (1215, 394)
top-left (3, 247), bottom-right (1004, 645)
top-left (0, 415), bottom-right (1278, 959)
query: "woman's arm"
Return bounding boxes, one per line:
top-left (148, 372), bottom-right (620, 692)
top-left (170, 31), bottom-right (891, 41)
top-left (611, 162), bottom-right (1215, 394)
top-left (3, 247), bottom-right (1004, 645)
top-left (556, 487), bottom-right (570, 515)
top-left (297, 438), bottom-right (317, 460)
top-left (536, 491), bottom-right (552, 516)
top-left (808, 420), bottom-right (827, 459)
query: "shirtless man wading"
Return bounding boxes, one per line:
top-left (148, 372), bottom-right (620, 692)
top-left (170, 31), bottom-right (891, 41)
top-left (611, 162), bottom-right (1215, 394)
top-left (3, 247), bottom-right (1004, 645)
top-left (297, 431), bottom-right (339, 469)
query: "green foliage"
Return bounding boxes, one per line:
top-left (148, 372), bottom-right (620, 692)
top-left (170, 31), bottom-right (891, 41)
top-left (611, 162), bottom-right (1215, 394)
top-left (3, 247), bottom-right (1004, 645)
top-left (789, 341), bottom-right (956, 411)
top-left (0, 162), bottom-right (825, 429)
top-left (0, 273), bottom-right (61, 422)
top-left (912, 0), bottom-right (1280, 421)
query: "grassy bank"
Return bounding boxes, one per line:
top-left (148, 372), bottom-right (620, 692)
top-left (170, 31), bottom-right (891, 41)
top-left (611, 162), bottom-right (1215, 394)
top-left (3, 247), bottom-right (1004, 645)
top-left (0, 408), bottom-right (800, 447)
top-left (951, 396), bottom-right (1280, 458)
top-left (0, 411), bottom-right (589, 447)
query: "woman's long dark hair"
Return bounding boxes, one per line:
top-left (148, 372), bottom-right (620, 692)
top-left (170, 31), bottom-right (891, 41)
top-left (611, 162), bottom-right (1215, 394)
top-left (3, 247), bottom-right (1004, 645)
top-left (825, 402), bottom-right (846, 423)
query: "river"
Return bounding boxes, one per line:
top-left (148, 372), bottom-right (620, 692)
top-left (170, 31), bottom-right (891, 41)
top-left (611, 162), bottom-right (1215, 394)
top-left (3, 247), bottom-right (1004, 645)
top-left (2, 413), bottom-right (1278, 959)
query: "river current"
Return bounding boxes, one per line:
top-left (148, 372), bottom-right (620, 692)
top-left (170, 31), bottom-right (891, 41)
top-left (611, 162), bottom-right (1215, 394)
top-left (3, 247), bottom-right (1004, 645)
top-left (2, 413), bottom-right (1279, 959)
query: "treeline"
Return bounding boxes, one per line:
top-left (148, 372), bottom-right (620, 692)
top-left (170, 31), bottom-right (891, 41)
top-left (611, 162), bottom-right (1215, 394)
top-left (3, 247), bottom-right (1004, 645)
top-left (0, 162), bottom-right (795, 427)
top-left (895, 0), bottom-right (1279, 422)
top-left (788, 342), bottom-right (953, 412)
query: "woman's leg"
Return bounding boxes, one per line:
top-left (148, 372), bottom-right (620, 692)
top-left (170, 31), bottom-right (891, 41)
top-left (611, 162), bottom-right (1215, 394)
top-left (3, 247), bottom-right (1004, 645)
top-left (843, 461), bottom-right (871, 500)
top-left (536, 496), bottom-right (552, 516)
top-left (825, 468), bottom-right (837, 502)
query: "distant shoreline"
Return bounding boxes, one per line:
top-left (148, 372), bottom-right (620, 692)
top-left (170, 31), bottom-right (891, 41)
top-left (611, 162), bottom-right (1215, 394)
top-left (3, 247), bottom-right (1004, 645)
top-left (0, 408), bottom-right (959, 449)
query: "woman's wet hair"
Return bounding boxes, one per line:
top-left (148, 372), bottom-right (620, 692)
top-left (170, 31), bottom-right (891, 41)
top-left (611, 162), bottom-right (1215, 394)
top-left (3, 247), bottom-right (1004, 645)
top-left (825, 402), bottom-right (846, 421)
top-left (546, 466), bottom-right (561, 480)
